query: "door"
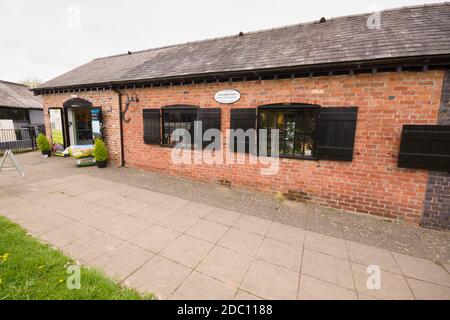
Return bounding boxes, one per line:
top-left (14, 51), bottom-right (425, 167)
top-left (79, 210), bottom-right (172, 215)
top-left (67, 108), bottom-right (75, 146)
top-left (73, 107), bottom-right (93, 145)
top-left (49, 108), bottom-right (65, 154)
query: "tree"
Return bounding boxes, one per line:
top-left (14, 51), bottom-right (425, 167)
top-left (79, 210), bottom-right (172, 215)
top-left (19, 77), bottom-right (43, 89)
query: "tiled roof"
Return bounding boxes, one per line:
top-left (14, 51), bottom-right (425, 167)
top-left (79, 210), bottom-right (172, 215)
top-left (0, 80), bottom-right (42, 109)
top-left (38, 3), bottom-right (450, 90)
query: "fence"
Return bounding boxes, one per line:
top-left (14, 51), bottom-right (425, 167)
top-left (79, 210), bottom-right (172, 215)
top-left (0, 127), bottom-right (39, 154)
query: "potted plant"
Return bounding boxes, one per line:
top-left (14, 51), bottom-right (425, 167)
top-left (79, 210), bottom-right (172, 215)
top-left (93, 139), bottom-right (108, 168)
top-left (37, 133), bottom-right (51, 157)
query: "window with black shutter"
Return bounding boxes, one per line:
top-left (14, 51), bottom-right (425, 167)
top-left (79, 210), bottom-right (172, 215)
top-left (162, 107), bottom-right (197, 147)
top-left (398, 125), bottom-right (450, 171)
top-left (197, 108), bottom-right (221, 149)
top-left (230, 108), bottom-right (257, 153)
top-left (160, 106), bottom-right (221, 149)
top-left (143, 109), bottom-right (161, 144)
top-left (257, 106), bottom-right (319, 158)
top-left (316, 107), bottom-right (358, 161)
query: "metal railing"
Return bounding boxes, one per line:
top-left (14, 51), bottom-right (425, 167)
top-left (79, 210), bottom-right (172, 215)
top-left (0, 127), bottom-right (39, 154)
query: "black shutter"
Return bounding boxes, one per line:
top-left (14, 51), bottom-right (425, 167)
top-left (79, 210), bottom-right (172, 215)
top-left (398, 125), bottom-right (450, 171)
top-left (143, 109), bottom-right (161, 144)
top-left (316, 107), bottom-right (358, 161)
top-left (197, 108), bottom-right (221, 149)
top-left (230, 108), bottom-right (257, 153)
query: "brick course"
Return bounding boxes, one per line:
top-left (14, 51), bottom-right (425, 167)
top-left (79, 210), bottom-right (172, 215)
top-left (42, 70), bottom-right (445, 225)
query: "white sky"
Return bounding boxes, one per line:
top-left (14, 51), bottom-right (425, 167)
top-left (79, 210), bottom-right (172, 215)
top-left (0, 0), bottom-right (441, 83)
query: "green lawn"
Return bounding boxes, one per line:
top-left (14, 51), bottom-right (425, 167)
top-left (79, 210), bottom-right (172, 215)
top-left (0, 215), bottom-right (154, 300)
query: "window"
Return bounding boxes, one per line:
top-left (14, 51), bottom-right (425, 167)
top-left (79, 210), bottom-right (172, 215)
top-left (0, 107), bottom-right (29, 122)
top-left (162, 107), bottom-right (197, 146)
top-left (144, 107), bottom-right (222, 148)
top-left (258, 106), bottom-right (319, 158)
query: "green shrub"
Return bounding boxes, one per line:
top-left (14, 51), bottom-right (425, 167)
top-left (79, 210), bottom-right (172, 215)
top-left (93, 139), bottom-right (108, 162)
top-left (36, 133), bottom-right (50, 152)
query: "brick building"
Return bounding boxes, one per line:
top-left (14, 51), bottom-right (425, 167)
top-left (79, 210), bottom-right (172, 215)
top-left (34, 4), bottom-right (450, 229)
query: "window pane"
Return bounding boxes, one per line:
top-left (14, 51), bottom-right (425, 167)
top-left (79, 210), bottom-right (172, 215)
top-left (163, 109), bottom-right (196, 146)
top-left (259, 107), bottom-right (317, 158)
top-left (304, 135), bottom-right (314, 157)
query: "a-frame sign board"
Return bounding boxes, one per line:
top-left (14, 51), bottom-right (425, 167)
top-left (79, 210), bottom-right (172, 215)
top-left (0, 150), bottom-right (25, 178)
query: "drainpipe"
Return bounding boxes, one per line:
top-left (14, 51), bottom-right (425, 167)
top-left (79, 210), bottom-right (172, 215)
top-left (112, 87), bottom-right (125, 167)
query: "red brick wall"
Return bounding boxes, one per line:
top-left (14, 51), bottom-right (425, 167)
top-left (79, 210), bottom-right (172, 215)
top-left (42, 70), bottom-right (445, 224)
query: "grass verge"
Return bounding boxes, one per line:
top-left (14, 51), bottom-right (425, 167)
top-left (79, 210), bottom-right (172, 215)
top-left (0, 215), bottom-right (154, 300)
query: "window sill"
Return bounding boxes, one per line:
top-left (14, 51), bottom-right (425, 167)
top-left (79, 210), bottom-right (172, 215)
top-left (159, 144), bottom-right (318, 161)
top-left (267, 154), bottom-right (317, 161)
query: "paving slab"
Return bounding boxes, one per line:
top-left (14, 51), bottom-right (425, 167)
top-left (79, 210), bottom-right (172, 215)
top-left (123, 255), bottom-right (191, 300)
top-left (186, 219), bottom-right (229, 244)
top-left (175, 202), bottom-right (216, 218)
top-left (196, 246), bottom-right (253, 288)
top-left (62, 232), bottom-right (124, 264)
top-left (21, 213), bottom-right (72, 236)
top-left (90, 243), bottom-right (153, 282)
top-left (205, 208), bottom-right (241, 226)
top-left (161, 235), bottom-right (213, 268)
top-left (41, 222), bottom-right (97, 248)
top-left (76, 189), bottom-right (117, 202)
top-left (233, 215), bottom-right (272, 236)
top-left (241, 260), bottom-right (299, 300)
top-left (158, 213), bottom-right (200, 233)
top-left (114, 199), bottom-right (151, 215)
top-left (407, 278), bottom-right (450, 300)
top-left (347, 241), bottom-right (401, 274)
top-left (301, 249), bottom-right (354, 290)
top-left (218, 228), bottom-right (264, 256)
top-left (233, 290), bottom-right (262, 300)
top-left (257, 238), bottom-right (302, 271)
top-left (152, 195), bottom-right (190, 211)
top-left (132, 204), bottom-right (174, 222)
top-left (393, 253), bottom-right (450, 287)
top-left (298, 274), bottom-right (358, 300)
top-left (304, 231), bottom-right (348, 259)
top-left (79, 209), bottom-right (128, 230)
top-left (130, 225), bottom-right (181, 253)
top-left (266, 222), bottom-right (305, 247)
top-left (351, 262), bottom-right (414, 300)
top-left (171, 271), bottom-right (236, 300)
top-left (101, 216), bottom-right (154, 240)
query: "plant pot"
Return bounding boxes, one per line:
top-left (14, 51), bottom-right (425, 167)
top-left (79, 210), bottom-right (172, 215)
top-left (41, 150), bottom-right (51, 157)
top-left (96, 160), bottom-right (107, 168)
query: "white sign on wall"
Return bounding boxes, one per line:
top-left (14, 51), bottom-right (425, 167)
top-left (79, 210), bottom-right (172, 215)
top-left (214, 89), bottom-right (241, 104)
top-left (0, 119), bottom-right (14, 130)
top-left (0, 120), bottom-right (16, 142)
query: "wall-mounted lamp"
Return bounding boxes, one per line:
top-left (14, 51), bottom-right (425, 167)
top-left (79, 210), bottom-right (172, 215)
top-left (130, 93), bottom-right (139, 103)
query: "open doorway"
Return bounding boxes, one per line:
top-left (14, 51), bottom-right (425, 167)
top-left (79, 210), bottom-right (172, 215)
top-left (68, 107), bottom-right (93, 145)
top-left (61, 98), bottom-right (103, 148)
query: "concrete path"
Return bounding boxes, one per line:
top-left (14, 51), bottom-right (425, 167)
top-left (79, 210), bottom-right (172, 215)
top-left (1, 152), bottom-right (450, 300)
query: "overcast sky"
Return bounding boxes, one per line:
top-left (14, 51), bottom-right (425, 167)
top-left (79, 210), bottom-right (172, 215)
top-left (0, 0), bottom-right (441, 83)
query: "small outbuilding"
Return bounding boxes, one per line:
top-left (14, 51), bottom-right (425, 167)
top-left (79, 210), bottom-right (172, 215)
top-left (0, 80), bottom-right (44, 129)
top-left (33, 4), bottom-right (450, 230)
